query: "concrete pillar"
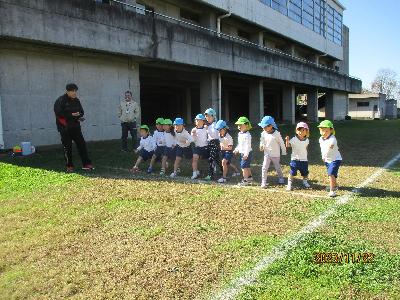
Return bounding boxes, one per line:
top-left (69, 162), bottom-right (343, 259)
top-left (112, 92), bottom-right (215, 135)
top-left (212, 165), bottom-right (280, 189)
top-left (200, 11), bottom-right (217, 31)
top-left (249, 79), bottom-right (264, 124)
top-left (307, 89), bottom-right (319, 122)
top-left (0, 95), bottom-right (4, 149)
top-left (325, 91), bottom-right (348, 121)
top-left (200, 72), bottom-right (219, 115)
top-left (282, 85), bottom-right (296, 124)
top-left (250, 31), bottom-right (264, 48)
top-left (185, 87), bottom-right (192, 124)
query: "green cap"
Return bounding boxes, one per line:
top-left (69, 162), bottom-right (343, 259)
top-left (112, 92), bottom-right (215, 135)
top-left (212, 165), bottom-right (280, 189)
top-left (139, 125), bottom-right (150, 131)
top-left (156, 118), bottom-right (164, 125)
top-left (235, 116), bottom-right (252, 130)
top-left (317, 120), bottom-right (334, 128)
top-left (163, 119), bottom-right (173, 125)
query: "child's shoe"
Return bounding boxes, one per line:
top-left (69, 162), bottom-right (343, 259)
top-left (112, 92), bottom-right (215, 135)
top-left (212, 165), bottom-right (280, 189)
top-left (278, 178), bottom-right (285, 185)
top-left (203, 175), bottom-right (213, 181)
top-left (217, 177), bottom-right (227, 183)
top-left (303, 180), bottom-right (311, 188)
top-left (232, 172), bottom-right (241, 177)
top-left (326, 186), bottom-right (339, 192)
top-left (170, 172), bottom-right (177, 178)
top-left (238, 179), bottom-right (251, 186)
top-left (66, 166), bottom-right (74, 173)
top-left (261, 181), bottom-right (268, 188)
top-left (176, 168), bottom-right (181, 174)
top-left (328, 190), bottom-right (337, 197)
top-left (147, 167), bottom-right (153, 174)
top-left (191, 171), bottom-right (200, 180)
top-left (159, 169), bottom-right (165, 175)
top-left (130, 166), bottom-right (139, 173)
top-left (82, 164), bottom-right (95, 170)
top-left (286, 181), bottom-right (293, 191)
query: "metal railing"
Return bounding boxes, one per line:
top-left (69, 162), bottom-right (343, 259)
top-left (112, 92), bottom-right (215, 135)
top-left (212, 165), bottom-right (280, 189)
top-left (101, 0), bottom-right (361, 81)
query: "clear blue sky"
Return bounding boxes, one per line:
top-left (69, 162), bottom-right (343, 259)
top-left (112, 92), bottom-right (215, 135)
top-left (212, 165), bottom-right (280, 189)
top-left (341, 0), bottom-right (400, 88)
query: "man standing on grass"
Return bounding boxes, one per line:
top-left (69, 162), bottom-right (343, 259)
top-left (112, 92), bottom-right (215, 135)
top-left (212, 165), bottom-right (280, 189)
top-left (54, 83), bottom-right (94, 172)
top-left (117, 90), bottom-right (140, 151)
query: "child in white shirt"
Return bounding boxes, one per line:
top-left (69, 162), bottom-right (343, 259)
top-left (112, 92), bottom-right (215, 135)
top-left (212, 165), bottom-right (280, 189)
top-left (204, 108), bottom-right (222, 180)
top-left (148, 118), bottom-right (165, 174)
top-left (258, 116), bottom-right (286, 188)
top-left (160, 119), bottom-right (176, 175)
top-left (318, 120), bottom-right (342, 197)
top-left (191, 114), bottom-right (209, 179)
top-left (170, 118), bottom-right (194, 178)
top-left (234, 116), bottom-right (253, 186)
top-left (215, 120), bottom-right (240, 183)
top-left (130, 125), bottom-right (156, 172)
top-left (285, 122), bottom-right (311, 190)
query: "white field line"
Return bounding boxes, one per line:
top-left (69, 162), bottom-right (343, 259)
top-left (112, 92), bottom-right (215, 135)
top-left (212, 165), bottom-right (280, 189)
top-left (211, 152), bottom-right (400, 300)
top-left (96, 164), bottom-right (328, 198)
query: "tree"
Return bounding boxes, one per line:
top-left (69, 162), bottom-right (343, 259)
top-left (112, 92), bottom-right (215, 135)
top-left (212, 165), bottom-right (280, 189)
top-left (371, 69), bottom-right (399, 99)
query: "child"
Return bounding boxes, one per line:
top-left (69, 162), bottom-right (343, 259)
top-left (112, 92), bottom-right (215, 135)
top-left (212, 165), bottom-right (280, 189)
top-left (148, 118), bottom-right (165, 174)
top-left (215, 120), bottom-right (240, 183)
top-left (258, 116), bottom-right (286, 188)
top-left (170, 118), bottom-right (194, 178)
top-left (285, 122), bottom-right (311, 190)
top-left (204, 108), bottom-right (222, 180)
top-left (233, 116), bottom-right (253, 186)
top-left (160, 119), bottom-right (176, 175)
top-left (130, 125), bottom-right (156, 172)
top-left (318, 120), bottom-right (342, 197)
top-left (191, 114), bottom-right (209, 179)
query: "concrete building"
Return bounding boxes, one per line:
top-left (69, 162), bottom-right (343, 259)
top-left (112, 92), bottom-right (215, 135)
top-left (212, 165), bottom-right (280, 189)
top-left (0, 0), bottom-right (362, 148)
top-left (348, 93), bottom-right (386, 119)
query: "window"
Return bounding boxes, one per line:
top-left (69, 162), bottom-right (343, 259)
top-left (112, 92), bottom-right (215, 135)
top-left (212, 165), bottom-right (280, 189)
top-left (259, 0), bottom-right (272, 6)
top-left (288, 0), bottom-right (302, 23)
top-left (357, 102), bottom-right (370, 107)
top-left (272, 0), bottom-right (287, 15)
top-left (238, 30), bottom-right (251, 40)
top-left (180, 8), bottom-right (200, 23)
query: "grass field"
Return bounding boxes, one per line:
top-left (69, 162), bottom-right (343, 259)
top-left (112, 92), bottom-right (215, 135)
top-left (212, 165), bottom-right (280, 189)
top-left (1, 120), bottom-right (399, 300)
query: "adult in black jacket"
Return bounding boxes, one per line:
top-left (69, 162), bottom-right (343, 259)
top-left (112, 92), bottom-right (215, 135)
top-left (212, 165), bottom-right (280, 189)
top-left (54, 83), bottom-right (93, 172)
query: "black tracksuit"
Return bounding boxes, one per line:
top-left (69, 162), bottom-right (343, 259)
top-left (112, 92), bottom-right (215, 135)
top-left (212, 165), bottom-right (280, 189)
top-left (54, 94), bottom-right (91, 168)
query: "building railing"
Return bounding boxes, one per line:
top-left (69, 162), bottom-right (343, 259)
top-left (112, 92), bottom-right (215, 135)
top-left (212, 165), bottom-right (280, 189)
top-left (100, 0), bottom-right (361, 81)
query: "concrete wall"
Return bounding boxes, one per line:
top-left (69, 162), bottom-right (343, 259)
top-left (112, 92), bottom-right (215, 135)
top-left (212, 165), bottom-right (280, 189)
top-left (0, 0), bottom-right (361, 93)
top-left (197, 0), bottom-right (344, 60)
top-left (348, 99), bottom-right (380, 119)
top-left (0, 41), bottom-right (139, 148)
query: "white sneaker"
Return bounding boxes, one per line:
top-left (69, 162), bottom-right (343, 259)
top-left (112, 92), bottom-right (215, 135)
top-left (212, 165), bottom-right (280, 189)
top-left (170, 172), bottom-right (177, 178)
top-left (286, 182), bottom-right (292, 191)
top-left (232, 172), bottom-right (241, 177)
top-left (303, 180), bottom-right (311, 188)
top-left (217, 178), bottom-right (227, 183)
top-left (238, 180), bottom-right (250, 186)
top-left (278, 178), bottom-right (285, 185)
top-left (246, 177), bottom-right (254, 182)
top-left (191, 171), bottom-right (200, 180)
top-left (176, 168), bottom-right (181, 174)
top-left (328, 190), bottom-right (337, 197)
top-left (261, 182), bottom-right (268, 188)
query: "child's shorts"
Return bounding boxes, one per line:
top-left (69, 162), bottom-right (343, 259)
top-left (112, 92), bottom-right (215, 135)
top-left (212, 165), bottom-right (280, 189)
top-left (325, 160), bottom-right (341, 178)
top-left (221, 150), bottom-right (233, 164)
top-left (175, 145), bottom-right (193, 159)
top-left (154, 146), bottom-right (166, 160)
top-left (193, 146), bottom-right (209, 159)
top-left (289, 160), bottom-right (309, 177)
top-left (240, 151), bottom-right (252, 169)
top-left (139, 149), bottom-right (154, 161)
top-left (163, 147), bottom-right (176, 160)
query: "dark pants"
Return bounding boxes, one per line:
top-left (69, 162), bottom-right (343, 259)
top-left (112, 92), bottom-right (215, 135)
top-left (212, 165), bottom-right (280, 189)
top-left (59, 127), bottom-right (91, 168)
top-left (121, 122), bottom-right (137, 150)
top-left (208, 139), bottom-right (222, 178)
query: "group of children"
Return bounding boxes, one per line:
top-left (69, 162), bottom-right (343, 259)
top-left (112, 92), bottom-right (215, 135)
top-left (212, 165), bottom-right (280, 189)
top-left (130, 108), bottom-right (342, 197)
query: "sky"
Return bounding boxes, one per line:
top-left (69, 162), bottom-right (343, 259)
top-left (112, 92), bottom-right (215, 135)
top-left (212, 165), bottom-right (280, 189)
top-left (341, 0), bottom-right (400, 89)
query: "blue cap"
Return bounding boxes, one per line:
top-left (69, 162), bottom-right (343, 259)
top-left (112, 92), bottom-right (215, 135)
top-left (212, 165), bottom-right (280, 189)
top-left (173, 117), bottom-right (184, 125)
top-left (204, 108), bottom-right (216, 117)
top-left (215, 120), bottom-right (228, 130)
top-left (258, 116), bottom-right (278, 129)
top-left (195, 114), bottom-right (206, 121)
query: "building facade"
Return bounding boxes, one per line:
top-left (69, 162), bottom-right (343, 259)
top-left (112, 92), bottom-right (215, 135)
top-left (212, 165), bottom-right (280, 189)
top-left (0, 0), bottom-right (361, 148)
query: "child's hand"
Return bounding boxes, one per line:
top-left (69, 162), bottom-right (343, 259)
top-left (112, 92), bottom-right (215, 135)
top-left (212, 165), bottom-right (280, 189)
top-left (243, 155), bottom-right (248, 160)
top-left (134, 149), bottom-right (138, 154)
top-left (260, 145), bottom-right (264, 151)
top-left (191, 128), bottom-right (196, 135)
top-left (233, 149), bottom-right (239, 155)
